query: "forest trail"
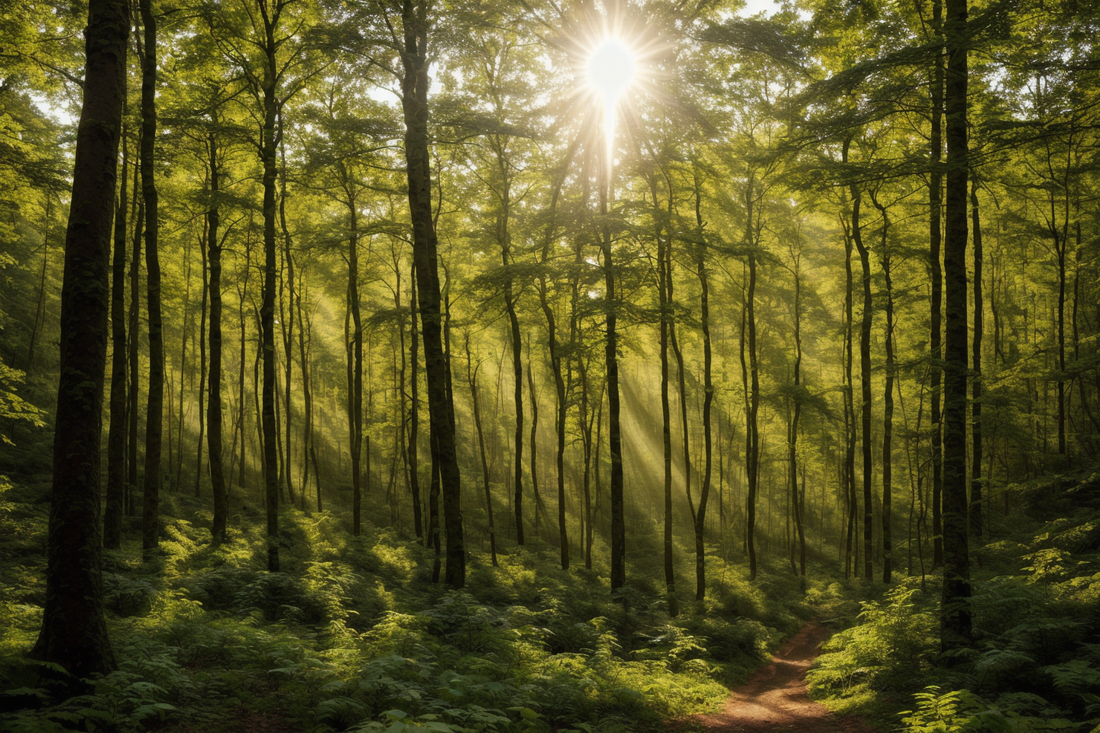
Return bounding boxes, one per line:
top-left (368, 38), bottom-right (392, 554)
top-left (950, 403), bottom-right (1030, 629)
top-left (689, 621), bottom-right (873, 733)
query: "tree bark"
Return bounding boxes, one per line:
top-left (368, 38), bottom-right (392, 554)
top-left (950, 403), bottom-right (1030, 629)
top-left (941, 0), bottom-right (972, 651)
top-left (140, 0), bottom-right (163, 562)
top-left (209, 135), bottom-right (228, 543)
top-left (105, 113), bottom-right (129, 551)
top-left (31, 0), bottom-right (127, 678)
top-left (347, 188), bottom-right (363, 533)
top-left (851, 183), bottom-right (874, 582)
top-left (694, 172), bottom-right (714, 599)
top-left (970, 180), bottom-right (983, 539)
top-left (930, 0), bottom-right (945, 570)
top-left (400, 0), bottom-right (464, 587)
top-left (259, 0), bottom-right (282, 572)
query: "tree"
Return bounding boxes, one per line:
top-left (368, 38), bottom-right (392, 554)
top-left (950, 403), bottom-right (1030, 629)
top-left (398, 0), bottom-right (465, 588)
top-left (940, 0), bottom-right (972, 652)
top-left (139, 0), bottom-right (164, 563)
top-left (31, 0), bottom-right (128, 679)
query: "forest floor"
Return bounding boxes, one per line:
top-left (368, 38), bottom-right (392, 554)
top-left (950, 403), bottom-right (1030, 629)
top-left (686, 621), bottom-right (875, 733)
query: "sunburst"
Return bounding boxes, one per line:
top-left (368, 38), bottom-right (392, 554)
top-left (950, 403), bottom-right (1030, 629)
top-left (555, 3), bottom-right (669, 186)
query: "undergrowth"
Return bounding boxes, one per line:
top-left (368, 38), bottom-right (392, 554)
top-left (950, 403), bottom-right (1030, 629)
top-left (807, 468), bottom-right (1100, 733)
top-left (0, 485), bottom-right (818, 733)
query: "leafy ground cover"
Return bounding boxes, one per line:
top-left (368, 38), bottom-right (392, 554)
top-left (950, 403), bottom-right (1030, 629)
top-left (807, 469), bottom-right (1100, 733)
top-left (1, 480), bottom-right (819, 733)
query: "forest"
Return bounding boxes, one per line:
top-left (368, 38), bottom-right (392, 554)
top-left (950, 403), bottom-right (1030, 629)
top-left (2, 0), bottom-right (1100, 730)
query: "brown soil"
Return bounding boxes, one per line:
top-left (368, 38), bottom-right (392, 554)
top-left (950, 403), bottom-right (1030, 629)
top-left (689, 621), bottom-right (874, 733)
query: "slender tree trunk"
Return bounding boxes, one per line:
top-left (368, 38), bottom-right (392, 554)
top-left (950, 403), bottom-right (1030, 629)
top-left (466, 337), bottom-right (497, 565)
top-left (941, 0), bottom-right (972, 651)
top-left (843, 202), bottom-right (857, 579)
top-left (236, 220), bottom-right (252, 492)
top-left (931, 0), bottom-right (945, 570)
top-left (408, 265), bottom-right (422, 538)
top-left (209, 136), bottom-right (228, 543)
top-left (259, 2), bottom-right (281, 573)
top-left (528, 353), bottom-right (543, 540)
top-left (882, 246), bottom-right (896, 584)
top-left (400, 0), bottom-right (464, 587)
top-left (507, 302), bottom-right (524, 546)
top-left (970, 180), bottom-right (983, 539)
top-left (694, 173), bottom-right (714, 600)
top-left (348, 196), bottom-right (363, 534)
top-left (26, 196), bottom-right (53, 372)
top-left (31, 0), bottom-right (127, 678)
top-left (745, 183), bottom-right (761, 581)
top-left (195, 224), bottom-right (208, 498)
top-left (278, 130), bottom-right (296, 506)
top-left (790, 249), bottom-right (806, 578)
top-left (851, 181), bottom-right (873, 581)
top-left (602, 164), bottom-right (625, 590)
top-left (127, 151), bottom-right (143, 518)
top-left (105, 115), bottom-right (129, 551)
top-left (655, 180), bottom-right (677, 614)
top-left (174, 243), bottom-right (192, 492)
top-left (140, 0), bottom-right (163, 562)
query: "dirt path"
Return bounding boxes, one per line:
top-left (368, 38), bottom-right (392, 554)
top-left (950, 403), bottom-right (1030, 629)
top-left (690, 621), bottom-right (873, 733)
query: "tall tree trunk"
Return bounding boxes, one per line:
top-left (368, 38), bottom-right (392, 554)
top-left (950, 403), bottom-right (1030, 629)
top-left (175, 242), bottom-right (192, 492)
top-left (602, 164), bottom-right (625, 591)
top-left (26, 196), bottom-right (53, 372)
top-left (105, 114), bottom-right (129, 551)
top-left (408, 264), bottom-right (422, 538)
top-left (930, 0), bottom-right (945, 570)
top-left (507, 290), bottom-right (524, 547)
top-left (259, 1), bottom-right (281, 573)
top-left (400, 0), bottom-right (464, 587)
top-left (140, 0), bottom-right (163, 562)
top-left (851, 181), bottom-right (874, 581)
top-left (694, 173), bottom-right (714, 599)
top-left (941, 0), bottom-right (972, 651)
top-left (466, 337), bottom-right (497, 565)
top-left (789, 246), bottom-right (806, 578)
top-left (127, 150), bottom-right (143, 518)
top-left (879, 212), bottom-right (896, 584)
top-left (745, 181), bottom-right (761, 582)
top-left (209, 135), bottom-right (228, 543)
top-left (969, 180), bottom-right (983, 538)
top-left (279, 129), bottom-right (296, 506)
top-left (31, 0), bottom-right (127, 678)
top-left (348, 195), bottom-right (363, 534)
top-left (195, 224), bottom-right (208, 498)
top-left (236, 220), bottom-right (253, 492)
top-left (655, 179), bottom-right (677, 615)
top-left (843, 201), bottom-right (857, 579)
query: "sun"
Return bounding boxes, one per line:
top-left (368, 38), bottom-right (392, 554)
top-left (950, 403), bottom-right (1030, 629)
top-left (584, 35), bottom-right (639, 179)
top-left (587, 38), bottom-right (636, 103)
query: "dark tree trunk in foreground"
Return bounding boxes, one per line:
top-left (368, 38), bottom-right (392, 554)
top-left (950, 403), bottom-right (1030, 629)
top-left (941, 0), bottom-right (972, 652)
top-left (400, 0), bottom-right (464, 588)
top-left (105, 113), bottom-right (129, 551)
top-left (140, 0), bottom-right (163, 562)
top-left (31, 0), bottom-right (128, 678)
top-left (208, 136), bottom-right (228, 543)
